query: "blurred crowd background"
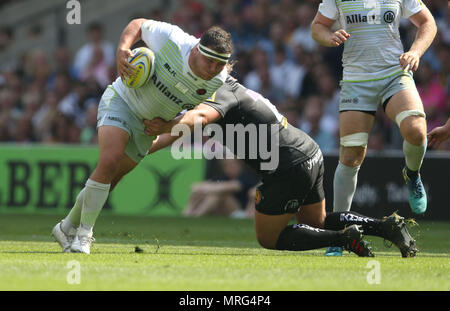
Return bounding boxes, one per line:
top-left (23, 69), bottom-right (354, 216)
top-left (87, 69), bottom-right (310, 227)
top-left (1, 0), bottom-right (449, 151)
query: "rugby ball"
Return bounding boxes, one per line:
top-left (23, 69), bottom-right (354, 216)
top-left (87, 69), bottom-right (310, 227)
top-left (123, 47), bottom-right (155, 88)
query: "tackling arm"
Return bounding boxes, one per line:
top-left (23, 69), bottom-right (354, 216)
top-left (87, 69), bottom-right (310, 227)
top-left (146, 104), bottom-right (222, 154)
top-left (144, 104), bottom-right (222, 136)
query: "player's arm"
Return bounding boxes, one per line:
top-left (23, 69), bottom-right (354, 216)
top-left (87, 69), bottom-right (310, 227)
top-left (116, 18), bottom-right (147, 79)
top-left (145, 104), bottom-right (222, 154)
top-left (144, 103), bottom-right (222, 137)
top-left (148, 133), bottom-right (177, 155)
top-left (311, 12), bottom-right (350, 47)
top-left (427, 118), bottom-right (450, 149)
top-left (400, 7), bottom-right (437, 71)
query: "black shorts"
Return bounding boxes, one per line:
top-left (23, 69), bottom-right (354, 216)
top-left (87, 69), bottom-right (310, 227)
top-left (255, 149), bottom-right (325, 215)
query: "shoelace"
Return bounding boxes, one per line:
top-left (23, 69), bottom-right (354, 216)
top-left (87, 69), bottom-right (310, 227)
top-left (80, 236), bottom-right (95, 246)
top-left (410, 177), bottom-right (424, 198)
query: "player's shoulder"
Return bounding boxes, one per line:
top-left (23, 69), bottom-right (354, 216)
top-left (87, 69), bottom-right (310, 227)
top-left (143, 19), bottom-right (198, 49)
top-left (215, 76), bottom-right (242, 97)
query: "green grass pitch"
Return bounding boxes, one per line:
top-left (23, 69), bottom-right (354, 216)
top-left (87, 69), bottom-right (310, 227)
top-left (0, 213), bottom-right (449, 291)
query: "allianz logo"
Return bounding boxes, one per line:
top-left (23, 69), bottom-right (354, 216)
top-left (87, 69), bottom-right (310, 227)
top-left (346, 11), bottom-right (395, 25)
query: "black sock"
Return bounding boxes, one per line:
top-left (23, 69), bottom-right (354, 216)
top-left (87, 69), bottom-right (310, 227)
top-left (405, 166), bottom-right (419, 180)
top-left (324, 211), bottom-right (384, 238)
top-left (275, 224), bottom-right (343, 251)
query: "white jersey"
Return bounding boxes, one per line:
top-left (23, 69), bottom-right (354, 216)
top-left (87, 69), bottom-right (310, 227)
top-left (112, 20), bottom-right (227, 121)
top-left (318, 0), bottom-right (424, 81)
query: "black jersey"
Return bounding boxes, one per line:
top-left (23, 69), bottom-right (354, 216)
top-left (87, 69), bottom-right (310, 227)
top-left (203, 77), bottom-right (319, 176)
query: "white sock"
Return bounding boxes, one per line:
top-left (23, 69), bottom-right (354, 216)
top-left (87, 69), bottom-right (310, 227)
top-left (79, 179), bottom-right (111, 231)
top-left (403, 139), bottom-right (427, 172)
top-left (333, 162), bottom-right (360, 212)
top-left (61, 188), bottom-right (86, 234)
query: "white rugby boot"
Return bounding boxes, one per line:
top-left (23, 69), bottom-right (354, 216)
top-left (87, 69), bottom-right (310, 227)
top-left (71, 226), bottom-right (95, 254)
top-left (51, 221), bottom-right (76, 253)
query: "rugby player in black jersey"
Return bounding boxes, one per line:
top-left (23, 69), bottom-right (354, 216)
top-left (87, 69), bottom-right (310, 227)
top-left (144, 77), bottom-right (418, 257)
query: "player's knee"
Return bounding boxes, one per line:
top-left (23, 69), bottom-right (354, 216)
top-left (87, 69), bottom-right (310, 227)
top-left (98, 152), bottom-right (123, 172)
top-left (340, 147), bottom-right (365, 167)
top-left (401, 119), bottom-right (427, 146)
top-left (340, 133), bottom-right (368, 166)
top-left (397, 110), bottom-right (427, 145)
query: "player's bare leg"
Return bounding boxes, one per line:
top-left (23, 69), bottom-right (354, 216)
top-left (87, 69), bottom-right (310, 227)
top-left (385, 89), bottom-right (427, 214)
top-left (70, 125), bottom-right (133, 254)
top-left (54, 126), bottom-right (132, 253)
top-left (335, 111), bottom-right (374, 212)
top-left (254, 211), bottom-right (297, 250)
top-left (295, 200), bottom-right (326, 229)
top-left (326, 111), bottom-right (374, 256)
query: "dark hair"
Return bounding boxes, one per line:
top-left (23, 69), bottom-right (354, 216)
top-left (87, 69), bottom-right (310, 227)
top-left (199, 26), bottom-right (233, 55)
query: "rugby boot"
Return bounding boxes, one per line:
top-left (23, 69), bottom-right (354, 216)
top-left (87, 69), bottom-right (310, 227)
top-left (380, 212), bottom-right (418, 258)
top-left (324, 246), bottom-right (343, 256)
top-left (402, 167), bottom-right (427, 214)
top-left (341, 225), bottom-right (374, 257)
top-left (71, 226), bottom-right (95, 254)
top-left (52, 221), bottom-right (76, 253)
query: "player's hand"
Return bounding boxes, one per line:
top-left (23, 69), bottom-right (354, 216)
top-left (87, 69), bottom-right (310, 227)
top-left (116, 48), bottom-right (136, 80)
top-left (143, 118), bottom-right (170, 136)
top-left (330, 30), bottom-right (350, 47)
top-left (427, 124), bottom-right (450, 149)
top-left (399, 51), bottom-right (420, 72)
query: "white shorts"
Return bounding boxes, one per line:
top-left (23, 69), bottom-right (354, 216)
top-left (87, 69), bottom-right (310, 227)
top-left (97, 87), bottom-right (155, 163)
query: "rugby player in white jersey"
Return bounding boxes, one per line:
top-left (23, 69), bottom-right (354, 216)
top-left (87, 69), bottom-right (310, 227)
top-left (311, 0), bottom-right (437, 256)
top-left (51, 19), bottom-right (233, 253)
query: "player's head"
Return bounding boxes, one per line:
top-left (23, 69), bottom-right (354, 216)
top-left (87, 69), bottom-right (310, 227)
top-left (190, 26), bottom-right (233, 80)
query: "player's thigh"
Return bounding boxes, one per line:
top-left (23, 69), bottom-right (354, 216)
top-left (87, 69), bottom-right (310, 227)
top-left (339, 80), bottom-right (378, 136)
top-left (254, 210), bottom-right (295, 249)
top-left (295, 156), bottom-right (326, 228)
top-left (254, 152), bottom-right (324, 248)
top-left (92, 125), bottom-right (130, 183)
top-left (339, 110), bottom-right (375, 137)
top-left (95, 88), bottom-right (133, 173)
top-left (295, 199), bottom-right (326, 229)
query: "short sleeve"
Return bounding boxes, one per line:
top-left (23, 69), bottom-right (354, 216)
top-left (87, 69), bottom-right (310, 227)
top-left (203, 85), bottom-right (238, 117)
top-left (402, 0), bottom-right (425, 18)
top-left (141, 20), bottom-right (181, 52)
top-left (318, 0), bottom-right (339, 20)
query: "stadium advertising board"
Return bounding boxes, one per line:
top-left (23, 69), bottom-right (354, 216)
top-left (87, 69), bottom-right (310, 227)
top-left (323, 152), bottom-right (450, 220)
top-left (0, 145), bottom-right (204, 215)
